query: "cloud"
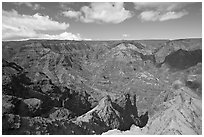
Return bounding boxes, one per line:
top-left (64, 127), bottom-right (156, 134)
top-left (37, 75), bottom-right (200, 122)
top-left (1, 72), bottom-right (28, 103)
top-left (139, 10), bottom-right (188, 21)
top-left (3, 32), bottom-right (83, 41)
top-left (139, 11), bottom-right (160, 21)
top-left (63, 2), bottom-right (132, 24)
top-left (135, 2), bottom-right (189, 22)
top-left (63, 10), bottom-right (81, 19)
top-left (2, 10), bottom-right (84, 40)
top-left (122, 34), bottom-right (129, 37)
top-left (3, 24), bottom-right (37, 39)
top-left (134, 2), bottom-right (187, 11)
top-left (3, 10), bottom-right (69, 31)
top-left (39, 32), bottom-right (82, 40)
top-left (159, 11), bottom-right (188, 21)
top-left (39, 32), bottom-right (92, 40)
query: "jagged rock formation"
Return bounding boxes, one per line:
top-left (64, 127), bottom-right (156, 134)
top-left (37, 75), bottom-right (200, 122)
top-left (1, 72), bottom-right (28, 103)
top-left (73, 95), bottom-right (122, 134)
top-left (145, 87), bottom-right (202, 135)
top-left (46, 107), bottom-right (75, 120)
top-left (73, 94), bottom-right (148, 134)
top-left (103, 84), bottom-right (202, 135)
top-left (2, 38), bottom-right (202, 134)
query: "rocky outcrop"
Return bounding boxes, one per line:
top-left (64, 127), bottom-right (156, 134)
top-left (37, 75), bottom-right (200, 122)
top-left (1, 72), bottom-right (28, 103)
top-left (74, 95), bottom-right (122, 134)
top-left (145, 86), bottom-right (202, 135)
top-left (112, 94), bottom-right (148, 129)
top-left (46, 107), bottom-right (75, 120)
top-left (73, 94), bottom-right (148, 134)
top-left (103, 85), bottom-right (202, 135)
top-left (3, 59), bottom-right (23, 72)
top-left (62, 89), bottom-right (92, 116)
top-left (17, 98), bottom-right (43, 117)
top-left (2, 114), bottom-right (84, 135)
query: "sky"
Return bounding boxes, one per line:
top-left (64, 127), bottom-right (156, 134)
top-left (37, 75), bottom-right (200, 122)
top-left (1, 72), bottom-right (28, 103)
top-left (2, 2), bottom-right (202, 41)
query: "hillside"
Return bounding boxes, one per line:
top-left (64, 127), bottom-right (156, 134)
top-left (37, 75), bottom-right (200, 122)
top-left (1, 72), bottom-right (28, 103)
top-left (2, 38), bottom-right (202, 135)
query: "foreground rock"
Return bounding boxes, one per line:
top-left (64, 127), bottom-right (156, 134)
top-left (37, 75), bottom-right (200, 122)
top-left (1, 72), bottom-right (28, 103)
top-left (73, 94), bottom-right (148, 134)
top-left (18, 98), bottom-right (43, 117)
top-left (103, 86), bottom-right (202, 135)
top-left (2, 114), bottom-right (85, 135)
top-left (145, 86), bottom-right (202, 135)
top-left (73, 95), bottom-right (122, 134)
top-left (46, 107), bottom-right (75, 120)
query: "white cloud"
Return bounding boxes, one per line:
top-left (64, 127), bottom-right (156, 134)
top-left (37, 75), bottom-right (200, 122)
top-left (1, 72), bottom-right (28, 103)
top-left (122, 34), bottom-right (129, 37)
top-left (63, 2), bottom-right (132, 24)
top-left (139, 11), bottom-right (160, 21)
top-left (135, 2), bottom-right (189, 22)
top-left (3, 31), bottom-right (83, 41)
top-left (39, 32), bottom-right (82, 40)
top-left (159, 11), bottom-right (188, 21)
top-left (2, 10), bottom-right (84, 41)
top-left (63, 10), bottom-right (81, 19)
top-left (139, 10), bottom-right (188, 22)
top-left (3, 10), bottom-right (69, 31)
top-left (134, 2), bottom-right (188, 11)
top-left (3, 24), bottom-right (37, 39)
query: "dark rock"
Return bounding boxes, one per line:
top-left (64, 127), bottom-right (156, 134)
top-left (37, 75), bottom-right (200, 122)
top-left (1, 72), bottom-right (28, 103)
top-left (17, 98), bottom-right (43, 117)
top-left (46, 107), bottom-right (75, 120)
top-left (74, 94), bottom-right (148, 134)
top-left (2, 114), bottom-right (21, 134)
top-left (185, 80), bottom-right (201, 91)
top-left (63, 90), bottom-right (92, 116)
top-left (112, 94), bottom-right (148, 130)
top-left (164, 49), bottom-right (202, 70)
top-left (74, 95), bottom-right (122, 134)
top-left (2, 114), bottom-right (85, 135)
top-left (3, 59), bottom-right (23, 72)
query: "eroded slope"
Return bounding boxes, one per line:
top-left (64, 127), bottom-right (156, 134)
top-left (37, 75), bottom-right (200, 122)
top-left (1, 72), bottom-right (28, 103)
top-left (2, 38), bottom-right (202, 134)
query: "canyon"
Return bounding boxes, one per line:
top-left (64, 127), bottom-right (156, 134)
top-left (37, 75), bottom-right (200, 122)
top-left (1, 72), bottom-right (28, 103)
top-left (2, 38), bottom-right (202, 135)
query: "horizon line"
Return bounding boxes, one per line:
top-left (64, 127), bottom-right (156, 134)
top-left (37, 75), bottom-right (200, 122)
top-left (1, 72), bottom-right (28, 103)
top-left (2, 37), bottom-right (202, 42)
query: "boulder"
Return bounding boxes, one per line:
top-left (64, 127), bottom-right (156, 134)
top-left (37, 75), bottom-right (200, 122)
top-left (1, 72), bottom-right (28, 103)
top-left (18, 98), bottom-right (43, 117)
top-left (74, 95), bottom-right (122, 134)
top-left (47, 107), bottom-right (75, 120)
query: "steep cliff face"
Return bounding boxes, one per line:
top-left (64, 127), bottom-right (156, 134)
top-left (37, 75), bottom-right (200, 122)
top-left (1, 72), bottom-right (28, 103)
top-left (103, 85), bottom-right (202, 135)
top-left (145, 85), bottom-right (202, 135)
top-left (2, 38), bottom-right (202, 135)
top-left (73, 94), bottom-right (148, 134)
